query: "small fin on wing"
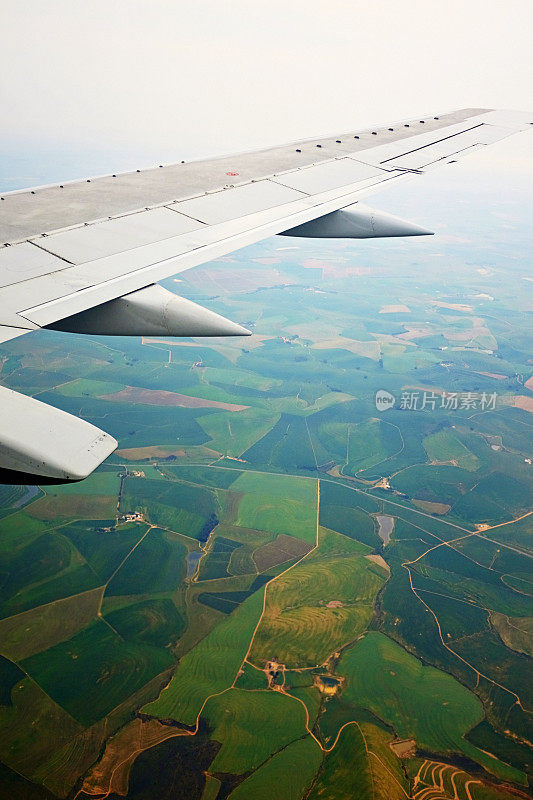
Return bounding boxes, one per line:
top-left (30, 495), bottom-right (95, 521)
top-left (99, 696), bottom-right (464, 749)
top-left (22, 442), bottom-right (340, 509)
top-left (46, 284), bottom-right (251, 337)
top-left (280, 203), bottom-right (433, 239)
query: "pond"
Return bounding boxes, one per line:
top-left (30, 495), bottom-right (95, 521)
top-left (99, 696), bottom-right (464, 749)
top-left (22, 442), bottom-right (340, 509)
top-left (375, 514), bottom-right (394, 545)
top-left (186, 551), bottom-right (202, 578)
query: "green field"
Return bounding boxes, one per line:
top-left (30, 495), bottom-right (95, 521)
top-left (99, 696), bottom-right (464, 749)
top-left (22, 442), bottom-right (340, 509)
top-left (227, 736), bottom-right (322, 800)
top-left (120, 477), bottom-right (217, 538)
top-left (423, 430), bottom-right (480, 471)
top-left (55, 378), bottom-right (126, 397)
top-left (0, 511), bottom-right (51, 554)
top-left (309, 719), bottom-right (407, 800)
top-left (197, 535), bottom-right (243, 581)
top-left (197, 574), bottom-right (269, 614)
top-left (198, 407), bottom-right (280, 456)
top-left (333, 632), bottom-right (524, 783)
top-left (318, 481), bottom-right (381, 548)
top-left (143, 590), bottom-right (264, 725)
top-left (27, 493), bottom-right (118, 521)
top-left (0, 587), bottom-right (101, 660)
top-left (232, 472), bottom-right (318, 542)
top-left (105, 528), bottom-right (187, 596)
top-left (204, 688), bottom-right (308, 773)
top-left (0, 528), bottom-right (104, 618)
top-left (163, 465), bottom-right (243, 490)
top-left (345, 418), bottom-right (403, 476)
top-left (45, 471), bottom-right (121, 497)
top-left (63, 520), bottom-right (148, 582)
top-left (0, 677), bottom-right (84, 789)
top-left (104, 598), bottom-right (185, 647)
top-left (22, 621), bottom-right (174, 726)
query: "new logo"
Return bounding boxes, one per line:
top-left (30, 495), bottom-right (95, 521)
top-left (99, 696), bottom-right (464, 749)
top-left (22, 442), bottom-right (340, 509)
top-left (375, 390), bottom-right (395, 412)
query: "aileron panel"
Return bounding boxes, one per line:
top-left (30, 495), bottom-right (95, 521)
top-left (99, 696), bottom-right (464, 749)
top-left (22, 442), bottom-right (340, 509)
top-left (273, 159), bottom-right (385, 194)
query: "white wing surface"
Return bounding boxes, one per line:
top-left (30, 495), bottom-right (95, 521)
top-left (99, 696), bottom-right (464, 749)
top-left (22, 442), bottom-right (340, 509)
top-left (0, 108), bottom-right (531, 480)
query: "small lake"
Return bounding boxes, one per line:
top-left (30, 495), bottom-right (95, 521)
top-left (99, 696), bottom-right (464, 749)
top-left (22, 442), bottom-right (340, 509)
top-left (375, 515), bottom-right (394, 545)
top-left (319, 675), bottom-right (340, 687)
top-left (186, 551), bottom-right (202, 577)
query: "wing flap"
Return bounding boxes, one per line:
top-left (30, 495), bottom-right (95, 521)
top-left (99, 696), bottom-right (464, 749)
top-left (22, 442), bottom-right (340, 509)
top-left (349, 120), bottom-right (486, 166)
top-left (34, 207), bottom-right (204, 264)
top-left (352, 112), bottom-right (531, 171)
top-left (170, 180), bottom-right (305, 225)
top-left (0, 242), bottom-right (68, 288)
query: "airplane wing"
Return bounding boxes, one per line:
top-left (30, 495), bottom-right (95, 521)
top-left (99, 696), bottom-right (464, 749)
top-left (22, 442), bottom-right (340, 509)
top-left (0, 107), bottom-right (531, 481)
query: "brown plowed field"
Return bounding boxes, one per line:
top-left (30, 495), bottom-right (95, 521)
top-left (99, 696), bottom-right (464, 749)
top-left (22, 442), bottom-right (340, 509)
top-left (514, 395), bottom-right (533, 413)
top-left (253, 534), bottom-right (313, 572)
top-left (81, 718), bottom-right (187, 797)
top-left (102, 386), bottom-right (249, 411)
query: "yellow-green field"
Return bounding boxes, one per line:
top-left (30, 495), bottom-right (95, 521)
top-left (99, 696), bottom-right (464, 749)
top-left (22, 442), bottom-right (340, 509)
top-left (0, 587), bottom-right (101, 660)
top-left (250, 550), bottom-right (386, 667)
top-left (198, 408), bottom-right (280, 457)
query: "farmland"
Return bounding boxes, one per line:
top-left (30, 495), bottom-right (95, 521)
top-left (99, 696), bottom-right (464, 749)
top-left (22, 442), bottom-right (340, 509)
top-left (227, 736), bottom-right (323, 800)
top-left (203, 688), bottom-right (308, 774)
top-left (0, 172), bottom-right (532, 800)
top-left (142, 591), bottom-right (264, 725)
top-left (332, 632), bottom-right (521, 781)
top-left (249, 539), bottom-right (386, 666)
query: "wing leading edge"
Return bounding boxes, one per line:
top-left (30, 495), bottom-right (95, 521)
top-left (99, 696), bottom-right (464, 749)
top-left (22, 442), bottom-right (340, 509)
top-left (0, 108), bottom-right (531, 480)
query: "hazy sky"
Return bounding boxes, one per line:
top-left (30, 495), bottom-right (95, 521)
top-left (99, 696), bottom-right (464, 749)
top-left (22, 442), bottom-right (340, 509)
top-left (1, 0), bottom-right (532, 170)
